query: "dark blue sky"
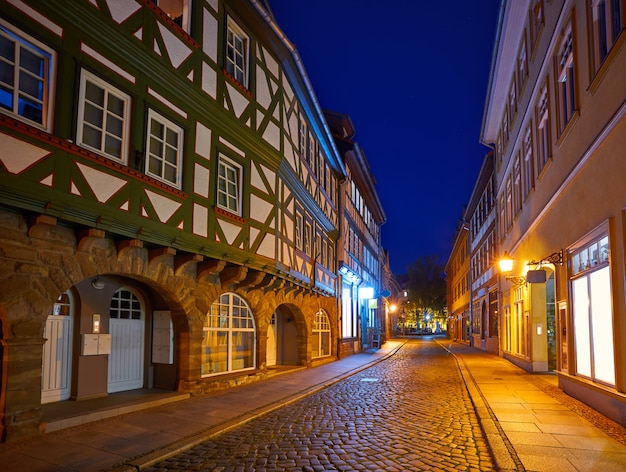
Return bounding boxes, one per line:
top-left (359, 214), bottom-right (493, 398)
top-left (269, 1), bottom-right (501, 274)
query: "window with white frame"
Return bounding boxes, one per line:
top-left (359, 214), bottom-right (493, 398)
top-left (295, 211), bottom-right (303, 250)
top-left (77, 70), bottom-right (130, 162)
top-left (217, 155), bottom-right (242, 215)
top-left (0, 22), bottom-right (55, 130)
top-left (557, 26), bottom-right (576, 133)
top-left (226, 17), bottom-right (249, 87)
top-left (146, 110), bottom-right (183, 188)
top-left (571, 234), bottom-right (614, 386)
top-left (312, 309), bottom-right (331, 358)
top-left (590, 0), bottom-right (623, 72)
top-left (202, 293), bottom-right (255, 376)
top-left (536, 86), bottom-right (550, 173)
top-left (151, 0), bottom-right (191, 33)
top-left (522, 126), bottom-right (534, 197)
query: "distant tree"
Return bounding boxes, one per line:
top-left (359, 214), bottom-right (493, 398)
top-left (406, 255), bottom-right (447, 329)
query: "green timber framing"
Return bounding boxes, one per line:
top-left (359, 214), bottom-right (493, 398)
top-left (0, 0), bottom-right (353, 442)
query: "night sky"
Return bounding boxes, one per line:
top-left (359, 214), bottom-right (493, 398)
top-left (268, 1), bottom-right (501, 274)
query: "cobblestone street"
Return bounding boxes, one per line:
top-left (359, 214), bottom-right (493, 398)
top-left (146, 338), bottom-right (494, 472)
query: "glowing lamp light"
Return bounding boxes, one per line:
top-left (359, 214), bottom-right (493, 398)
top-left (358, 286), bottom-right (374, 299)
top-left (499, 252), bottom-right (514, 273)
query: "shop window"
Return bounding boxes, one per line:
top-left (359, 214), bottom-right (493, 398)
top-left (202, 293), bottom-right (255, 376)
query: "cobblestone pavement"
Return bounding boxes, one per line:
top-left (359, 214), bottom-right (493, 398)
top-left (145, 338), bottom-right (495, 472)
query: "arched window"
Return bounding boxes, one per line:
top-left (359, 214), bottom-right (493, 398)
top-left (202, 293), bottom-right (256, 376)
top-left (312, 310), bottom-right (331, 358)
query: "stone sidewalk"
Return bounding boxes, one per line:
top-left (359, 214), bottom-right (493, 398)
top-left (0, 338), bottom-right (625, 471)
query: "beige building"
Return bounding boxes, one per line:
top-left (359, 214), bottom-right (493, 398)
top-left (480, 0), bottom-right (626, 425)
top-left (446, 218), bottom-right (470, 343)
top-left (465, 152), bottom-right (499, 353)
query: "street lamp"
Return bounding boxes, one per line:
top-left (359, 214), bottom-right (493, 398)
top-left (498, 252), bottom-right (527, 286)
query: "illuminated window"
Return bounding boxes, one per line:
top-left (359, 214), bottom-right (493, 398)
top-left (0, 22), bottom-right (55, 130)
top-left (312, 310), bottom-right (331, 358)
top-left (151, 0), bottom-right (191, 32)
top-left (571, 234), bottom-right (614, 385)
top-left (77, 70), bottom-right (131, 162)
top-left (202, 293), bottom-right (255, 376)
top-left (226, 17), bottom-right (248, 87)
top-left (146, 109), bottom-right (183, 188)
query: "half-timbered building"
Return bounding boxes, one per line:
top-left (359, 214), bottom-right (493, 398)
top-left (324, 110), bottom-right (387, 355)
top-left (0, 0), bottom-right (349, 441)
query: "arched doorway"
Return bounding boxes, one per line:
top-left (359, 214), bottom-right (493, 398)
top-left (267, 305), bottom-right (299, 366)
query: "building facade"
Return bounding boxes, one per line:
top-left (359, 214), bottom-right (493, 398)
top-left (446, 218), bottom-right (470, 343)
top-left (480, 0), bottom-right (626, 426)
top-left (0, 0), bottom-right (369, 442)
top-left (324, 110), bottom-right (387, 356)
top-left (466, 152), bottom-right (499, 353)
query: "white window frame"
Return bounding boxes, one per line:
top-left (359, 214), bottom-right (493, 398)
top-left (146, 109), bottom-right (184, 188)
top-left (226, 17), bottom-right (249, 87)
top-left (312, 309), bottom-right (331, 358)
top-left (202, 292), bottom-right (256, 376)
top-left (571, 233), bottom-right (614, 386)
top-left (0, 21), bottom-right (56, 131)
top-left (295, 211), bottom-right (303, 250)
top-left (217, 154), bottom-right (242, 215)
top-left (77, 70), bottom-right (131, 163)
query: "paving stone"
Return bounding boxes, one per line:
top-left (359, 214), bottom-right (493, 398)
top-left (144, 340), bottom-right (496, 471)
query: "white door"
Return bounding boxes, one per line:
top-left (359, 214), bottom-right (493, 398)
top-left (42, 293), bottom-right (73, 404)
top-left (266, 313), bottom-right (277, 366)
top-left (108, 289), bottom-right (144, 393)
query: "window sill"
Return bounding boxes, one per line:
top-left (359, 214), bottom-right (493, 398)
top-left (0, 114), bottom-right (188, 199)
top-left (222, 69), bottom-right (253, 99)
top-left (214, 205), bottom-right (245, 223)
top-left (140, 0), bottom-right (199, 48)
